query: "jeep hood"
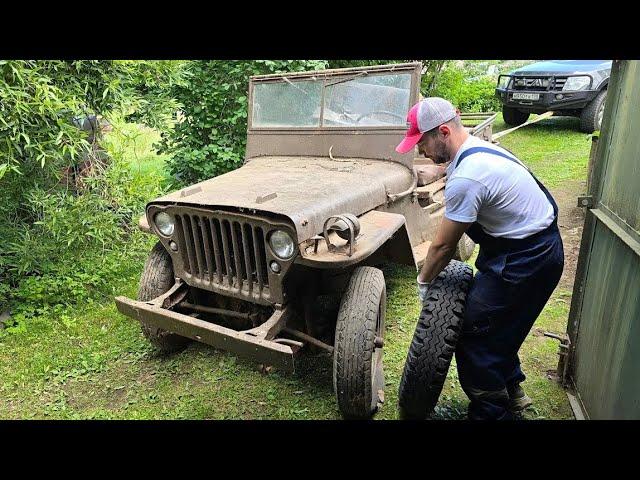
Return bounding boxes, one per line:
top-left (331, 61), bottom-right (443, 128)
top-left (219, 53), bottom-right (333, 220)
top-left (151, 156), bottom-right (413, 242)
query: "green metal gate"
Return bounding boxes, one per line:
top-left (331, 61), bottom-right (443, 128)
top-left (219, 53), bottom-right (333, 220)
top-left (566, 60), bottom-right (640, 419)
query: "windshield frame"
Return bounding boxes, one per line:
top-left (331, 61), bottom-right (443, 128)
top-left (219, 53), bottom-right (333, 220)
top-left (247, 63), bottom-right (421, 132)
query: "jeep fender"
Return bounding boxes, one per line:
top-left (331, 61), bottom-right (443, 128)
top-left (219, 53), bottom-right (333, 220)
top-left (296, 210), bottom-right (414, 269)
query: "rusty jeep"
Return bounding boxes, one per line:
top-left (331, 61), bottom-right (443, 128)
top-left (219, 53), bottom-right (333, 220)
top-left (115, 62), bottom-right (497, 419)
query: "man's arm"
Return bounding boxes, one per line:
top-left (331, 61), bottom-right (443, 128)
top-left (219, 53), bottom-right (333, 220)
top-left (417, 218), bottom-right (472, 283)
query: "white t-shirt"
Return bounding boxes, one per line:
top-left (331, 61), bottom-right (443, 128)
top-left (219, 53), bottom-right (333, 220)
top-left (444, 135), bottom-right (555, 239)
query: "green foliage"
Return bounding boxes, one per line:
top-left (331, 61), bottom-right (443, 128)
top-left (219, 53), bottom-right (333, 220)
top-left (431, 64), bottom-right (501, 113)
top-left (0, 60), bottom-right (184, 184)
top-left (0, 121), bottom-right (165, 315)
top-left (0, 61), bottom-right (182, 316)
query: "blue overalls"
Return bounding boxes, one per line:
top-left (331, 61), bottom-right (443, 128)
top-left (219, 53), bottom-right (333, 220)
top-left (452, 146), bottom-right (564, 420)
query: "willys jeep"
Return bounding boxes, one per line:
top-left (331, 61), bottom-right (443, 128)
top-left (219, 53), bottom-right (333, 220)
top-left (115, 62), bottom-right (497, 419)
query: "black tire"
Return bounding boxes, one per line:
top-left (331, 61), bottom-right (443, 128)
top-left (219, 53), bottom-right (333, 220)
top-left (137, 241), bottom-right (191, 353)
top-left (398, 260), bottom-right (473, 419)
top-left (579, 90), bottom-right (607, 133)
top-left (502, 106), bottom-right (530, 126)
top-left (333, 266), bottom-right (386, 419)
top-left (453, 233), bottom-right (476, 262)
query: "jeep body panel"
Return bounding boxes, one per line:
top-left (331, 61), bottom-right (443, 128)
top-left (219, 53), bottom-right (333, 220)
top-left (149, 156), bottom-right (413, 244)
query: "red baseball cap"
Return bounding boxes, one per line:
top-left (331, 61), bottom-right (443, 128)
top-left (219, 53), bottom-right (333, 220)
top-left (395, 103), bottom-right (422, 154)
top-left (395, 98), bottom-right (458, 154)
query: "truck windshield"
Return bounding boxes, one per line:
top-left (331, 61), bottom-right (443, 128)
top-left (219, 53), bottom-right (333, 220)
top-left (251, 72), bottom-right (412, 128)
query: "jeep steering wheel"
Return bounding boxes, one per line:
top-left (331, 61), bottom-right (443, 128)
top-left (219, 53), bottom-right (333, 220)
top-left (355, 110), bottom-right (405, 124)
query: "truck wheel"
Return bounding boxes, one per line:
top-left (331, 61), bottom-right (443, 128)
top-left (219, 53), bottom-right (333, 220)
top-left (580, 90), bottom-right (607, 133)
top-left (453, 233), bottom-right (475, 262)
top-left (398, 260), bottom-right (473, 419)
top-left (137, 241), bottom-right (191, 353)
top-left (502, 106), bottom-right (530, 126)
top-left (333, 266), bottom-right (386, 419)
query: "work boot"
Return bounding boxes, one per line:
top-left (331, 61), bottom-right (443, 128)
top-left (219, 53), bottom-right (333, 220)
top-left (507, 384), bottom-right (533, 413)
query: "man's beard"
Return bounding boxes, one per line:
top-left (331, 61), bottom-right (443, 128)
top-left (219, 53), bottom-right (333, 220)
top-left (431, 142), bottom-right (450, 164)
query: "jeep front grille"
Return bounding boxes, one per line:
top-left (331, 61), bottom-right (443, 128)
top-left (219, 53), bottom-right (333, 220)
top-left (174, 212), bottom-right (271, 301)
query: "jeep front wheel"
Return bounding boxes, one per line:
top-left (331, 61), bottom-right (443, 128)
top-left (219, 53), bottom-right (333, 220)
top-left (137, 241), bottom-right (191, 353)
top-left (502, 106), bottom-right (530, 126)
top-left (333, 266), bottom-right (386, 419)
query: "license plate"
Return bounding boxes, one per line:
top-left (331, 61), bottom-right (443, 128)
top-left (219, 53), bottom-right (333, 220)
top-left (512, 92), bottom-right (540, 101)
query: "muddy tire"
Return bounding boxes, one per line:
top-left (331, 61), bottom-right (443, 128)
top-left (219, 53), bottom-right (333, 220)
top-left (333, 267), bottom-right (386, 419)
top-left (579, 89), bottom-right (607, 133)
top-left (398, 260), bottom-right (473, 419)
top-left (453, 233), bottom-right (476, 262)
top-left (502, 106), bottom-right (530, 126)
top-left (137, 241), bottom-right (191, 353)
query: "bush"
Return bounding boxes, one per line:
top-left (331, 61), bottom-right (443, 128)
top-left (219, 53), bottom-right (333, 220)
top-left (431, 65), bottom-right (501, 113)
top-left (0, 121), bottom-right (165, 316)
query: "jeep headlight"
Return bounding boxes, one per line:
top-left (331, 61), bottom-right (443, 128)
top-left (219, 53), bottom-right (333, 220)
top-left (154, 212), bottom-right (174, 236)
top-left (563, 76), bottom-right (591, 91)
top-left (269, 230), bottom-right (295, 259)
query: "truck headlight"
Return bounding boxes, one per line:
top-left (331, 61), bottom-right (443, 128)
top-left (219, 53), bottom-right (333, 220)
top-left (497, 75), bottom-right (511, 89)
top-left (563, 76), bottom-right (591, 91)
top-left (154, 212), bottom-right (175, 236)
top-left (269, 230), bottom-right (295, 259)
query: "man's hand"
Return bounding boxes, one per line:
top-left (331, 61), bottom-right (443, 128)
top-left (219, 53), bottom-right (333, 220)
top-left (418, 218), bottom-right (472, 284)
top-left (417, 276), bottom-right (431, 304)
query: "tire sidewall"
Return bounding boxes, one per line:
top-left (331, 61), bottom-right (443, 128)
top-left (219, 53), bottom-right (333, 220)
top-left (333, 266), bottom-right (386, 419)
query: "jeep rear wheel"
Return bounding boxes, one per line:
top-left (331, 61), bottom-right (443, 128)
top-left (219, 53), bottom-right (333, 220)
top-left (580, 90), bottom-right (607, 133)
top-left (137, 241), bottom-right (191, 353)
top-left (333, 266), bottom-right (386, 419)
top-left (398, 260), bottom-right (473, 419)
top-left (502, 106), bottom-right (530, 126)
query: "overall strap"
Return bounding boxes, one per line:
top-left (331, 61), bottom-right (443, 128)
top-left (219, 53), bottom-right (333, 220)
top-left (454, 146), bottom-right (558, 217)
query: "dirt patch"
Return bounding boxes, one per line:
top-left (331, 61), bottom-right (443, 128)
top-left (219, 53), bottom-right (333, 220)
top-left (551, 180), bottom-right (587, 290)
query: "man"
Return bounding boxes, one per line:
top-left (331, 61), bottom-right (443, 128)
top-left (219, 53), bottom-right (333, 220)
top-left (396, 98), bottom-right (564, 420)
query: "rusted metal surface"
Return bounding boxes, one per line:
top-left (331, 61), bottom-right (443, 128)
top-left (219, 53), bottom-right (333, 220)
top-left (565, 60), bottom-right (640, 419)
top-left (179, 302), bottom-right (258, 322)
top-left (115, 296), bottom-right (297, 372)
top-left (147, 204), bottom-right (295, 305)
top-left (151, 157), bottom-right (412, 244)
top-left (297, 210), bottom-right (408, 268)
top-left (282, 327), bottom-right (334, 354)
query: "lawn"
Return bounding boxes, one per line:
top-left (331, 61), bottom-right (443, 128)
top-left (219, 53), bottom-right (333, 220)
top-left (0, 113), bottom-right (591, 420)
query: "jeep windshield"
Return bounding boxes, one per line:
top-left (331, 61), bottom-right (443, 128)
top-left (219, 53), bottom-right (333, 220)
top-left (250, 71), bottom-right (412, 129)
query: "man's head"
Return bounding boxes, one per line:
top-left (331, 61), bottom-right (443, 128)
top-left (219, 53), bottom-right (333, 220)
top-left (395, 97), bottom-right (467, 164)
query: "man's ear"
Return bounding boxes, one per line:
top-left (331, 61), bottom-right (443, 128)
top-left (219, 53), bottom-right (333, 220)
top-left (439, 124), bottom-right (451, 137)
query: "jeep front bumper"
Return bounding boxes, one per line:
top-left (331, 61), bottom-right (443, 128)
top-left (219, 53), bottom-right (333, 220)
top-left (115, 287), bottom-right (300, 372)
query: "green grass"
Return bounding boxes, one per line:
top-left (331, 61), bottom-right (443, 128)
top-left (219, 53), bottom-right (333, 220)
top-left (493, 113), bottom-right (592, 188)
top-left (0, 118), bottom-right (589, 420)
